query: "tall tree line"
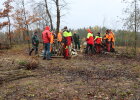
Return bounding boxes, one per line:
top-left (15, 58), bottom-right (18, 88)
top-left (123, 0), bottom-right (140, 54)
top-left (0, 0), bottom-right (67, 47)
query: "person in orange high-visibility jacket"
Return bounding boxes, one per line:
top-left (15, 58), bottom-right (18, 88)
top-left (109, 30), bottom-right (115, 51)
top-left (50, 31), bottom-right (54, 52)
top-left (94, 32), bottom-right (102, 53)
top-left (103, 30), bottom-right (112, 52)
top-left (57, 31), bottom-right (63, 42)
top-left (50, 32), bottom-right (54, 44)
top-left (85, 29), bottom-right (94, 54)
top-left (62, 26), bottom-right (72, 59)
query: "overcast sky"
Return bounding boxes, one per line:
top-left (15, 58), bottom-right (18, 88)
top-left (63, 0), bottom-right (126, 29)
top-left (0, 0), bottom-right (131, 30)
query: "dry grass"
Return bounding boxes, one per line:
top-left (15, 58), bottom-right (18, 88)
top-left (0, 45), bottom-right (140, 100)
top-left (116, 46), bottom-right (140, 54)
top-left (18, 57), bottom-right (39, 70)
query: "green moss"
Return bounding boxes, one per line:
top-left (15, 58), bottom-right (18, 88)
top-left (18, 60), bottom-right (28, 66)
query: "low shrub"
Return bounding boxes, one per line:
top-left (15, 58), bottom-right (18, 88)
top-left (18, 58), bottom-right (39, 70)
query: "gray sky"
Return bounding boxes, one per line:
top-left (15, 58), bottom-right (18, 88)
top-left (64, 0), bottom-right (126, 29)
top-left (0, 0), bottom-right (130, 30)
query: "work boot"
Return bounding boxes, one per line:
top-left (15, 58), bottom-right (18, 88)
top-left (29, 49), bottom-right (34, 56)
top-left (47, 58), bottom-right (52, 60)
top-left (29, 51), bottom-right (32, 56)
top-left (35, 48), bottom-right (38, 55)
top-left (65, 56), bottom-right (71, 60)
top-left (43, 57), bottom-right (46, 60)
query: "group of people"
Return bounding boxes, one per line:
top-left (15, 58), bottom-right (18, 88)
top-left (29, 26), bottom-right (115, 60)
top-left (29, 26), bottom-right (74, 60)
top-left (85, 29), bottom-right (115, 54)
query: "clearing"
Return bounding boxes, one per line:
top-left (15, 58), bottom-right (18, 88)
top-left (0, 46), bottom-right (140, 100)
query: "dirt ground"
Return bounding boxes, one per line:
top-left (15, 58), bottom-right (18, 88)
top-left (0, 46), bottom-right (140, 100)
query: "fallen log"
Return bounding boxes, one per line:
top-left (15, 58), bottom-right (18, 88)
top-left (0, 43), bottom-right (11, 50)
top-left (0, 69), bottom-right (36, 85)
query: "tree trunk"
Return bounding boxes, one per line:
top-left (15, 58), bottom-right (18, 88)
top-left (7, 15), bottom-right (11, 47)
top-left (56, 0), bottom-right (60, 34)
top-left (22, 0), bottom-right (30, 51)
top-left (134, 0), bottom-right (137, 55)
top-left (44, 0), bottom-right (53, 30)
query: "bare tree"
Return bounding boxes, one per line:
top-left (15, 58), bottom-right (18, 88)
top-left (33, 3), bottom-right (50, 29)
top-left (123, 0), bottom-right (140, 55)
top-left (22, 0), bottom-right (31, 51)
top-left (12, 0), bottom-right (41, 50)
top-left (44, 0), bottom-right (53, 30)
top-left (53, 0), bottom-right (60, 34)
top-left (134, 0), bottom-right (137, 55)
top-left (32, 0), bottom-right (67, 34)
top-left (2, 0), bottom-right (14, 46)
top-left (52, 0), bottom-right (67, 34)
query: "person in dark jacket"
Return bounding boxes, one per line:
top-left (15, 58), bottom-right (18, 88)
top-left (29, 31), bottom-right (39, 56)
top-left (73, 32), bottom-right (80, 50)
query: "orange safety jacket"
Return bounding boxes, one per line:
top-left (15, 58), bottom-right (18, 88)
top-left (110, 32), bottom-right (115, 42)
top-left (50, 32), bottom-right (54, 44)
top-left (104, 33), bottom-right (112, 42)
top-left (50, 32), bottom-right (54, 52)
top-left (57, 32), bottom-right (62, 42)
